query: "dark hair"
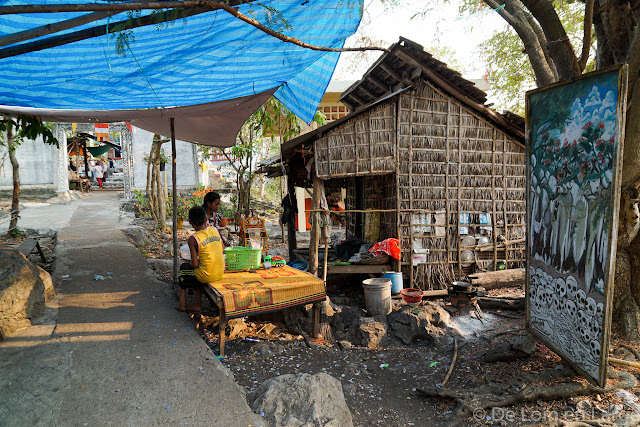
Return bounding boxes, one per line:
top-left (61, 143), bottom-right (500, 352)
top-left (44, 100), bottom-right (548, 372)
top-left (202, 191), bottom-right (221, 207)
top-left (188, 206), bottom-right (207, 226)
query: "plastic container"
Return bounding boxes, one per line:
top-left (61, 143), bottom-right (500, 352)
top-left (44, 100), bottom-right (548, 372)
top-left (362, 278), bottom-right (392, 316)
top-left (224, 246), bottom-right (261, 271)
top-left (180, 244), bottom-right (191, 261)
top-left (400, 288), bottom-right (424, 307)
top-left (382, 271), bottom-right (403, 294)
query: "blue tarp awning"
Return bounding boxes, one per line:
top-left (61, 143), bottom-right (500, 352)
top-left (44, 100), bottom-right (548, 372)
top-left (0, 0), bottom-right (363, 146)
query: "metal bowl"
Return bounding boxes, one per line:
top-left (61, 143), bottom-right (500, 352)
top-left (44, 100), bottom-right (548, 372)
top-left (461, 235), bottom-right (476, 247)
top-left (461, 250), bottom-right (475, 267)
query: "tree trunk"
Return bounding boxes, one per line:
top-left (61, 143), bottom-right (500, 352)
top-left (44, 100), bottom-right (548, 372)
top-left (7, 126), bottom-right (19, 236)
top-left (146, 137), bottom-right (165, 231)
top-left (258, 174), bottom-right (265, 198)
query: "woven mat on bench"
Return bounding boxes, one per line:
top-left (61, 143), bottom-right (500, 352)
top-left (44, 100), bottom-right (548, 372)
top-left (209, 266), bottom-right (325, 319)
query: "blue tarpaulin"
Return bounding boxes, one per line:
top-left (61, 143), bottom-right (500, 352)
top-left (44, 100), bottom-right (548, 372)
top-left (0, 0), bottom-right (363, 145)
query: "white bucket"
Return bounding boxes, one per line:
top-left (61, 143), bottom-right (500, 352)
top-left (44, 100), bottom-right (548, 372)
top-left (362, 278), bottom-right (392, 316)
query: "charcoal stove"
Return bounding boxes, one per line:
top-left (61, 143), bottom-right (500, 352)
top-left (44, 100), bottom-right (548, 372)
top-left (446, 281), bottom-right (485, 316)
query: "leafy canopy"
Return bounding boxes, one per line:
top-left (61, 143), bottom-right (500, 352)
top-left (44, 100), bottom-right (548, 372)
top-left (0, 115), bottom-right (58, 148)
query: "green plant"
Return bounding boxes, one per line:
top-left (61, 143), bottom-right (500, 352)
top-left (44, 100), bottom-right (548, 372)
top-left (143, 149), bottom-right (170, 164)
top-left (9, 227), bottom-right (24, 237)
top-left (218, 201), bottom-right (237, 219)
top-left (133, 189), bottom-right (150, 216)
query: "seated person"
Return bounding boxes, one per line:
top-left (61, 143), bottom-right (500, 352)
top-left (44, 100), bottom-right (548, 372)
top-left (326, 193), bottom-right (345, 226)
top-left (203, 191), bottom-right (230, 246)
top-left (177, 206), bottom-right (224, 312)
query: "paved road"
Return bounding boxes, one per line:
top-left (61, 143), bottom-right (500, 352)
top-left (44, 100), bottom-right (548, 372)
top-left (0, 191), bottom-right (264, 427)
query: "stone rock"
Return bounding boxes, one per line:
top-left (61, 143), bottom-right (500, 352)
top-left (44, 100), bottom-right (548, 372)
top-left (575, 399), bottom-right (594, 415)
top-left (227, 318), bottom-right (247, 340)
top-left (342, 382), bottom-right (356, 396)
top-left (255, 342), bottom-right (283, 357)
top-left (147, 258), bottom-right (174, 273)
top-left (511, 334), bottom-right (537, 355)
top-left (120, 225), bottom-right (148, 247)
top-left (387, 305), bottom-right (447, 344)
top-left (248, 373), bottom-right (353, 427)
top-left (330, 306), bottom-right (366, 341)
top-left (283, 304), bottom-right (313, 336)
top-left (338, 340), bottom-right (352, 351)
top-left (357, 317), bottom-right (388, 349)
top-left (0, 248), bottom-right (55, 340)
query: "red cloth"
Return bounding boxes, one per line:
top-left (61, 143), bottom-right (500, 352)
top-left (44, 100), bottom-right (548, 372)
top-left (369, 238), bottom-right (401, 260)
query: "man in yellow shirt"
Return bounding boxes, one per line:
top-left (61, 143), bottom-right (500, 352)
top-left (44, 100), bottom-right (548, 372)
top-left (177, 206), bottom-right (224, 312)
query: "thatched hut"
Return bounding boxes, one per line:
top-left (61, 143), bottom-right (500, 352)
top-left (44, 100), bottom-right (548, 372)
top-left (262, 38), bottom-right (526, 289)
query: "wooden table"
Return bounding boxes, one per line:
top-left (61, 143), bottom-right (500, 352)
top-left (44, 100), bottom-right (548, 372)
top-left (322, 263), bottom-right (392, 277)
top-left (203, 266), bottom-right (326, 356)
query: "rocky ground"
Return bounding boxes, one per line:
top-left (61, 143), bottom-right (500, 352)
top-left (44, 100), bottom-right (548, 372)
top-left (126, 214), bottom-right (640, 426)
top-left (5, 197), bottom-right (640, 426)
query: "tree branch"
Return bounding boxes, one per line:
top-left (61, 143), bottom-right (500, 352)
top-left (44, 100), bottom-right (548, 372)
top-left (484, 0), bottom-right (556, 86)
top-left (519, 0), bottom-right (581, 79)
top-left (522, 10), bottom-right (558, 80)
top-left (0, 0), bottom-right (252, 48)
top-left (0, 0), bottom-right (387, 60)
top-left (578, 0), bottom-right (595, 72)
top-left (0, 7), bottom-right (208, 59)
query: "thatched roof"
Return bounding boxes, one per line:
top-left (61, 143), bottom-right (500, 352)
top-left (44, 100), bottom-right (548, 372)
top-left (340, 37), bottom-right (524, 140)
top-left (340, 37), bottom-right (487, 108)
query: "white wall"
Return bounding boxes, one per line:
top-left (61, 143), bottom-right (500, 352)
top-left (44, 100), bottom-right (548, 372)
top-left (0, 136), bottom-right (56, 187)
top-left (131, 127), bottom-right (200, 190)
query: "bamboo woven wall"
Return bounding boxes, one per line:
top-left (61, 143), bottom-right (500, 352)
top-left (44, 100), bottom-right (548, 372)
top-left (313, 79), bottom-right (526, 289)
top-left (315, 103), bottom-right (396, 178)
top-left (397, 80), bottom-right (526, 289)
top-left (341, 175), bottom-right (396, 239)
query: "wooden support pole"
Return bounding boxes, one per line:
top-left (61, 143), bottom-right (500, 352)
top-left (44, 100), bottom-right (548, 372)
top-left (171, 117), bottom-right (178, 285)
top-left (286, 179), bottom-right (297, 260)
top-left (309, 171), bottom-right (322, 277)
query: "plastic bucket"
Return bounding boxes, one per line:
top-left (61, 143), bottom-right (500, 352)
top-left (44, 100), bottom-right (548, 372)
top-left (382, 271), bottom-right (403, 294)
top-left (362, 278), bottom-right (392, 316)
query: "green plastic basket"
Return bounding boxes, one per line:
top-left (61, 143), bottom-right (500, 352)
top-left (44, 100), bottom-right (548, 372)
top-left (224, 246), bottom-right (261, 271)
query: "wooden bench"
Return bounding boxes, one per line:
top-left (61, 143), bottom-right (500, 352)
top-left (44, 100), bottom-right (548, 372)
top-left (203, 286), bottom-right (321, 357)
top-left (18, 237), bottom-right (47, 263)
top-left (69, 178), bottom-right (90, 192)
top-left (202, 266), bottom-right (325, 357)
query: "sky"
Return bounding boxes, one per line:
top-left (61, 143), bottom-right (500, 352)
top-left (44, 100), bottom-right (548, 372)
top-left (332, 0), bottom-right (508, 82)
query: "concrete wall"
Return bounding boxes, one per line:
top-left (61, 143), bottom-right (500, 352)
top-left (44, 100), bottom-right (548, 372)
top-left (130, 127), bottom-right (200, 190)
top-left (0, 136), bottom-right (56, 187)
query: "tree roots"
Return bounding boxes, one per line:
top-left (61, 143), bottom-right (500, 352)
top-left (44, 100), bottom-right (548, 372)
top-left (417, 366), bottom-right (637, 424)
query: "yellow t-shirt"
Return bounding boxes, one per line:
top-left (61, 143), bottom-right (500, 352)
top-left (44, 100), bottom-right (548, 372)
top-left (193, 226), bottom-right (224, 283)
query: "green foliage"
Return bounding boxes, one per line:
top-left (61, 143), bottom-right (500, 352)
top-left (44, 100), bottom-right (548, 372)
top-left (9, 227), bottom-right (24, 237)
top-left (0, 115), bottom-right (58, 147)
top-left (483, 1), bottom-right (588, 114)
top-left (133, 189), bottom-right (150, 216)
top-left (143, 149), bottom-right (170, 164)
top-left (217, 201), bottom-right (237, 219)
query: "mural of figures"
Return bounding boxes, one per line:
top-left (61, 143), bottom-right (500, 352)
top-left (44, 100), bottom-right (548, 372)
top-left (526, 66), bottom-right (627, 386)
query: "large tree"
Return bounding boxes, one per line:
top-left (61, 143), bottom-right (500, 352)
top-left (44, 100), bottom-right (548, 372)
top-left (478, 0), bottom-right (640, 340)
top-left (0, 115), bottom-right (58, 236)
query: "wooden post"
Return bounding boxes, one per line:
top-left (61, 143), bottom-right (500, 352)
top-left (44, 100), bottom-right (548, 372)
top-left (170, 118), bottom-right (178, 285)
top-left (408, 91), bottom-right (414, 288)
top-left (309, 170), bottom-right (322, 276)
top-left (82, 139), bottom-right (89, 180)
top-left (287, 178), bottom-right (297, 260)
top-left (445, 99), bottom-right (451, 272)
top-left (492, 128), bottom-right (498, 272)
top-left (322, 244), bottom-right (329, 283)
top-left (394, 97), bottom-right (402, 273)
top-left (280, 176), bottom-right (286, 243)
top-left (311, 302), bottom-right (320, 339)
